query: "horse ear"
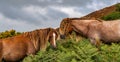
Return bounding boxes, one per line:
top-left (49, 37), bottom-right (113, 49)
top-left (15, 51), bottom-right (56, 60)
top-left (48, 28), bottom-right (51, 31)
top-left (62, 18), bottom-right (70, 23)
top-left (47, 28), bottom-right (52, 34)
top-left (66, 18), bottom-right (71, 23)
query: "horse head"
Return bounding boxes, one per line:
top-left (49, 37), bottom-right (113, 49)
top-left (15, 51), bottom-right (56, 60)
top-left (59, 18), bottom-right (80, 39)
top-left (47, 28), bottom-right (59, 49)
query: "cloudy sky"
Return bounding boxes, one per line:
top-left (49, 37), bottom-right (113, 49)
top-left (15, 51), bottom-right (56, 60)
top-left (0, 0), bottom-right (119, 32)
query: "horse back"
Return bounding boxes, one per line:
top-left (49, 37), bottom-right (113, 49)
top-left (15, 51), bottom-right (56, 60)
top-left (89, 20), bottom-right (120, 42)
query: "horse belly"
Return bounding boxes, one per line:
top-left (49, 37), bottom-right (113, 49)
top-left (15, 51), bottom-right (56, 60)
top-left (3, 51), bottom-right (26, 62)
top-left (3, 42), bottom-right (27, 61)
top-left (100, 31), bottom-right (120, 43)
top-left (101, 21), bottom-right (120, 42)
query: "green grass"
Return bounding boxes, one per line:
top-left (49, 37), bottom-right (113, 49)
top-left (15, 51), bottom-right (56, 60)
top-left (22, 38), bottom-right (120, 62)
top-left (101, 12), bottom-right (120, 20)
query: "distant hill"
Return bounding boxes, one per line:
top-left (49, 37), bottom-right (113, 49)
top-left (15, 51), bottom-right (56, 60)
top-left (80, 3), bottom-right (118, 20)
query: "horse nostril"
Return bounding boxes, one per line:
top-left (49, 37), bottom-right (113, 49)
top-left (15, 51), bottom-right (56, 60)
top-left (60, 35), bottom-right (65, 39)
top-left (51, 45), bottom-right (57, 50)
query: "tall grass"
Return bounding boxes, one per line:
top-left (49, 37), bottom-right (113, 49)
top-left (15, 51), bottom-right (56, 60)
top-left (22, 37), bottom-right (120, 62)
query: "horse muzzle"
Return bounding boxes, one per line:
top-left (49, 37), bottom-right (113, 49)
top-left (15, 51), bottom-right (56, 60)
top-left (60, 35), bottom-right (65, 39)
top-left (51, 45), bottom-right (57, 50)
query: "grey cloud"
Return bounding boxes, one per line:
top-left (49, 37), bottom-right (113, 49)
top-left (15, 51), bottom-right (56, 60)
top-left (59, 0), bottom-right (92, 7)
top-left (0, 0), bottom-right (60, 8)
top-left (0, 0), bottom-right (69, 26)
top-left (0, 0), bottom-right (92, 7)
top-left (0, 6), bottom-right (41, 25)
top-left (0, 0), bottom-right (39, 7)
top-left (0, 0), bottom-right (118, 32)
top-left (46, 7), bottom-right (68, 20)
top-left (37, 0), bottom-right (93, 7)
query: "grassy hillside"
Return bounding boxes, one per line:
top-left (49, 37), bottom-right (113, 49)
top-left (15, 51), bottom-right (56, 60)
top-left (101, 3), bottom-right (120, 20)
top-left (80, 3), bottom-right (120, 20)
top-left (23, 37), bottom-right (120, 62)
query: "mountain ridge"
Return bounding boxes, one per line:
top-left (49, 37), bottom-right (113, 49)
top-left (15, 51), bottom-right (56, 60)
top-left (79, 3), bottom-right (118, 20)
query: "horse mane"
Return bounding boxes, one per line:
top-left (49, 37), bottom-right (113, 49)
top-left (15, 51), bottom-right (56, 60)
top-left (61, 18), bottom-right (80, 23)
top-left (23, 29), bottom-right (40, 42)
top-left (69, 18), bottom-right (81, 20)
top-left (22, 28), bottom-right (51, 51)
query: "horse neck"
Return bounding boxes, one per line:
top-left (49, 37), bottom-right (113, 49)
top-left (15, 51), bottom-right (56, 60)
top-left (46, 31), bottom-right (51, 43)
top-left (38, 29), bottom-right (50, 51)
top-left (24, 31), bottom-right (40, 51)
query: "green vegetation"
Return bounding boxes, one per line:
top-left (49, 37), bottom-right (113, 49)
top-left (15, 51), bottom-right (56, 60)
top-left (22, 38), bottom-right (120, 62)
top-left (101, 3), bottom-right (120, 20)
top-left (0, 29), bottom-right (21, 39)
top-left (101, 12), bottom-right (120, 20)
top-left (1, 30), bottom-right (120, 62)
top-left (116, 3), bottom-right (120, 12)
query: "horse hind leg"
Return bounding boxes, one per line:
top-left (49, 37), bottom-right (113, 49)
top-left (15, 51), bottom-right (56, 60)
top-left (0, 57), bottom-right (2, 62)
top-left (0, 42), bottom-right (3, 62)
top-left (0, 51), bottom-right (2, 62)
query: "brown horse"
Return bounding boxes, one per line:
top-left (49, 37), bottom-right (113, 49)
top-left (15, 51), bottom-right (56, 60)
top-left (71, 19), bottom-right (120, 47)
top-left (59, 18), bottom-right (120, 49)
top-left (0, 28), bottom-right (59, 62)
top-left (59, 18), bottom-right (82, 41)
top-left (59, 18), bottom-right (102, 37)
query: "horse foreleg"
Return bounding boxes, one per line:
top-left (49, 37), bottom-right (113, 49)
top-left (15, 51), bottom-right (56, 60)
top-left (0, 57), bottom-right (2, 62)
top-left (90, 38), bottom-right (101, 51)
top-left (96, 38), bottom-right (101, 51)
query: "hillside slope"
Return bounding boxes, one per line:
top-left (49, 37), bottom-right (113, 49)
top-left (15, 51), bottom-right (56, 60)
top-left (80, 3), bottom-right (117, 20)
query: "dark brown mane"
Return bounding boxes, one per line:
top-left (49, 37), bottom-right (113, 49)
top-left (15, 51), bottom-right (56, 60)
top-left (22, 28), bottom-right (51, 38)
top-left (22, 28), bottom-right (52, 51)
top-left (23, 29), bottom-right (39, 38)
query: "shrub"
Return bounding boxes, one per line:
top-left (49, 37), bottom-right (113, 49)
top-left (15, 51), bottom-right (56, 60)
top-left (101, 12), bottom-right (120, 20)
top-left (116, 3), bottom-right (120, 12)
top-left (0, 29), bottom-right (21, 39)
top-left (101, 3), bottom-right (120, 20)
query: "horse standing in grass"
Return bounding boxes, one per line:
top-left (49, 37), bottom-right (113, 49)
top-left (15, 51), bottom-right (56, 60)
top-left (0, 28), bottom-right (59, 62)
top-left (59, 18), bottom-right (120, 50)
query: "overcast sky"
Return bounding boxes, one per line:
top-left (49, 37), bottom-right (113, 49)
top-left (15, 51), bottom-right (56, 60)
top-left (0, 0), bottom-right (119, 32)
